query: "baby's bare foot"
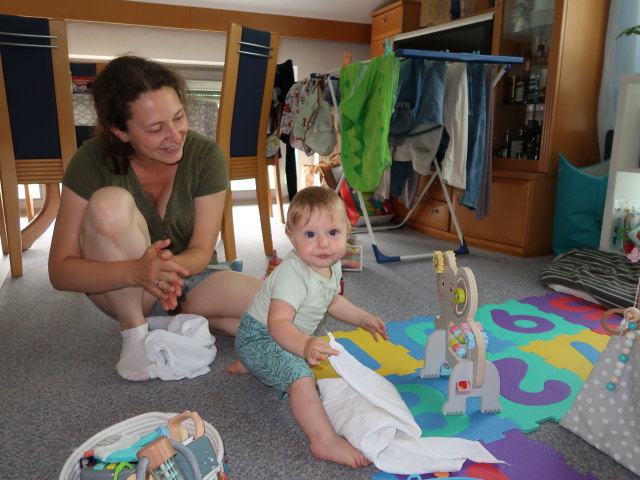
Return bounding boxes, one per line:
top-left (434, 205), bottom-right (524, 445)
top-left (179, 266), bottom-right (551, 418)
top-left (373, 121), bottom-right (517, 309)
top-left (310, 436), bottom-right (371, 468)
top-left (226, 359), bottom-right (249, 374)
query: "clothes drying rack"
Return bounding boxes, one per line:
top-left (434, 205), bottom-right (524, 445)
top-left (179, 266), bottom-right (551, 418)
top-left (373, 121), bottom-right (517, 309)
top-left (338, 48), bottom-right (523, 264)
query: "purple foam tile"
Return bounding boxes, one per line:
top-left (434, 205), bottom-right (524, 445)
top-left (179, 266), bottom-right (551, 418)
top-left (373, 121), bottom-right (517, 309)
top-left (520, 293), bottom-right (619, 334)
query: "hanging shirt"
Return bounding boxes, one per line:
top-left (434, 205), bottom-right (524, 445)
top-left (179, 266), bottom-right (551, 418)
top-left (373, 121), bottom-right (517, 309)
top-left (340, 53), bottom-right (400, 193)
top-left (441, 62), bottom-right (469, 190)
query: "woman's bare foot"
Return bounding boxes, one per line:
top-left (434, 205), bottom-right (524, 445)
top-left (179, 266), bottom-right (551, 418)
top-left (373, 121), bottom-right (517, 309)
top-left (310, 435), bottom-right (371, 468)
top-left (226, 359), bottom-right (249, 374)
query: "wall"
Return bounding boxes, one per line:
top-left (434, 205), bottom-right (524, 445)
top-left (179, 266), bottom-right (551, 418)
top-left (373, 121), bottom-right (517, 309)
top-left (66, 21), bottom-right (370, 79)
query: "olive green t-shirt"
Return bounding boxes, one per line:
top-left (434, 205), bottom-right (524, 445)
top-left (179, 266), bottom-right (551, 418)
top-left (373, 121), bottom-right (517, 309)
top-left (63, 130), bottom-right (229, 264)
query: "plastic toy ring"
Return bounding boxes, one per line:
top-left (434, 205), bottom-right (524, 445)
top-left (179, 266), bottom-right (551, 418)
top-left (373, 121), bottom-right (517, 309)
top-left (454, 287), bottom-right (466, 304)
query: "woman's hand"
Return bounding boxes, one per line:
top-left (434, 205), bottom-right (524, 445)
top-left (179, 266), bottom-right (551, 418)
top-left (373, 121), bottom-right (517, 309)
top-left (303, 337), bottom-right (339, 366)
top-left (136, 239), bottom-right (189, 310)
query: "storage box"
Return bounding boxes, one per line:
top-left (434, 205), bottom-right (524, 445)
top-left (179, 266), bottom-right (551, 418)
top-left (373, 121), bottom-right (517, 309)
top-left (419, 0), bottom-right (452, 27)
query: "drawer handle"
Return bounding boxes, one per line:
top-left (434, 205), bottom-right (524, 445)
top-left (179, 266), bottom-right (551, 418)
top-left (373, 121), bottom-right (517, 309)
top-left (431, 208), bottom-right (439, 214)
top-left (381, 16), bottom-right (387, 22)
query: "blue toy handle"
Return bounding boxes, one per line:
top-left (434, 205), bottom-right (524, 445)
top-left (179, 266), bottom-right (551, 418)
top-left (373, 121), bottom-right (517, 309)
top-left (136, 440), bottom-right (203, 480)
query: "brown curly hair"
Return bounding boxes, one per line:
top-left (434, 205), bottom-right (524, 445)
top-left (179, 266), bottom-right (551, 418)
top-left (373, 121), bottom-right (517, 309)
top-left (91, 55), bottom-right (187, 174)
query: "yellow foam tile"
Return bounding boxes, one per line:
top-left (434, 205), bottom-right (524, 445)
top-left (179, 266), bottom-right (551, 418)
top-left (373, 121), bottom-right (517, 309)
top-left (520, 329), bottom-right (609, 380)
top-left (312, 329), bottom-right (423, 380)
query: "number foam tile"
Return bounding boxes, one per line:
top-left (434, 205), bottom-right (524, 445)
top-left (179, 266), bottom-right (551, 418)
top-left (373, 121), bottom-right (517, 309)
top-left (488, 348), bottom-right (583, 432)
top-left (371, 429), bottom-right (597, 480)
top-left (386, 373), bottom-right (518, 444)
top-left (520, 292), bottom-right (621, 335)
top-left (520, 330), bottom-right (609, 380)
top-left (474, 301), bottom-right (584, 347)
top-left (386, 315), bottom-right (436, 362)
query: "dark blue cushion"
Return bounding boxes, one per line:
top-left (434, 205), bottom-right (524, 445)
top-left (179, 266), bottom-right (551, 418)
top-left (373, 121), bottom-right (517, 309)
top-left (0, 14), bottom-right (61, 160)
top-left (229, 26), bottom-right (271, 158)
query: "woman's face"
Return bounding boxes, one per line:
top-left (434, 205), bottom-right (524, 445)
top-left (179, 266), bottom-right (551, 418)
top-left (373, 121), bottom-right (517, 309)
top-left (112, 86), bottom-right (189, 166)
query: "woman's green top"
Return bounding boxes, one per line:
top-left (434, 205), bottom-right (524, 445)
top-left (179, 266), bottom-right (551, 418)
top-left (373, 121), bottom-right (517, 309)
top-left (62, 130), bottom-right (228, 264)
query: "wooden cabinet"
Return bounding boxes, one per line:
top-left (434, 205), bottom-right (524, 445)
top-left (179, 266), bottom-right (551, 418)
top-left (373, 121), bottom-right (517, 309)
top-left (370, 0), bottom-right (421, 58)
top-left (394, 174), bottom-right (452, 232)
top-left (492, 0), bottom-right (608, 176)
top-left (599, 73), bottom-right (640, 253)
top-left (389, 0), bottom-right (609, 257)
top-left (400, 170), bottom-right (556, 256)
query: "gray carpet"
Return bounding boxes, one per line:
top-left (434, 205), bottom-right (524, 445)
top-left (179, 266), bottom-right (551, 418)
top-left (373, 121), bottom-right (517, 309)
top-left (1, 204), bottom-right (637, 479)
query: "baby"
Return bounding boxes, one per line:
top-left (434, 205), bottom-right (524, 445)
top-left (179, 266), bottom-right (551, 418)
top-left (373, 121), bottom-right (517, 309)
top-left (229, 186), bottom-right (387, 467)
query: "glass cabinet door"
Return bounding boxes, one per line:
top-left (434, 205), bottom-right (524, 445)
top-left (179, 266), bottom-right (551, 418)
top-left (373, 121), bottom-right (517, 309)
top-left (493, 0), bottom-right (554, 168)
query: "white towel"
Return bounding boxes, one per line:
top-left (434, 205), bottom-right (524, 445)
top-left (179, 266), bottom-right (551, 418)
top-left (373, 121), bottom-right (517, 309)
top-left (144, 314), bottom-right (217, 381)
top-left (317, 333), bottom-right (501, 475)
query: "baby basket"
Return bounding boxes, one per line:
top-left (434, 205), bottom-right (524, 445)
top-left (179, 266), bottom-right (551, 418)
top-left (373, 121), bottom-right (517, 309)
top-left (59, 411), bottom-right (225, 480)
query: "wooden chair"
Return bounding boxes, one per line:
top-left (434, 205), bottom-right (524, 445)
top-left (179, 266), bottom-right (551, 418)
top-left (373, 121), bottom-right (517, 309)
top-left (267, 149), bottom-right (285, 224)
top-left (216, 22), bottom-right (279, 261)
top-left (266, 102), bottom-right (285, 223)
top-left (0, 15), bottom-right (76, 276)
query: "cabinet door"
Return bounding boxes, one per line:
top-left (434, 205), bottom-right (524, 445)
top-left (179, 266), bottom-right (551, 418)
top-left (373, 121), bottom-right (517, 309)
top-left (371, 5), bottom-right (404, 40)
top-left (492, 0), bottom-right (555, 171)
top-left (371, 39), bottom-right (388, 58)
top-left (493, 0), bottom-right (607, 175)
top-left (412, 198), bottom-right (451, 231)
top-left (452, 177), bottom-right (530, 247)
top-left (417, 173), bottom-right (451, 202)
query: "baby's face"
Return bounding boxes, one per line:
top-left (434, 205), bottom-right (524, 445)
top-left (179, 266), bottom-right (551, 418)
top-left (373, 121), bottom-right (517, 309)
top-left (288, 205), bottom-right (349, 277)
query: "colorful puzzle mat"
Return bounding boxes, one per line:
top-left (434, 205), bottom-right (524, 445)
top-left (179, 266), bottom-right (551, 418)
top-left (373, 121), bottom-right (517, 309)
top-left (313, 292), bottom-right (619, 480)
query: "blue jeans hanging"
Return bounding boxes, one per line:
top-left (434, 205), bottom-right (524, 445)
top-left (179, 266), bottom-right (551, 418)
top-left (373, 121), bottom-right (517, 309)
top-left (460, 62), bottom-right (487, 209)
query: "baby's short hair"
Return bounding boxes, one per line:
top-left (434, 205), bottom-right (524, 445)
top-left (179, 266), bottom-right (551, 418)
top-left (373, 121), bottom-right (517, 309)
top-left (286, 186), bottom-right (350, 232)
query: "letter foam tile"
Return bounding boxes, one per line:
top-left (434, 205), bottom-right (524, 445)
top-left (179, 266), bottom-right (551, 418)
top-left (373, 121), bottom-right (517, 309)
top-left (520, 292), bottom-right (622, 336)
top-left (520, 330), bottom-right (610, 380)
top-left (386, 315), bottom-right (516, 361)
top-left (312, 328), bottom-right (422, 380)
top-left (370, 428), bottom-right (597, 480)
top-left (385, 372), bottom-right (519, 443)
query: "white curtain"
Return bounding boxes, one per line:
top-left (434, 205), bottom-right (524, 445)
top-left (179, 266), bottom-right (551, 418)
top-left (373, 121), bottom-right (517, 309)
top-left (598, 0), bottom-right (640, 159)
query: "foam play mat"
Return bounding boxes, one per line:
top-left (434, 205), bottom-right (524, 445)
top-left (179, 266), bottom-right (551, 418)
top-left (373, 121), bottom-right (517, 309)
top-left (313, 292), bottom-right (619, 480)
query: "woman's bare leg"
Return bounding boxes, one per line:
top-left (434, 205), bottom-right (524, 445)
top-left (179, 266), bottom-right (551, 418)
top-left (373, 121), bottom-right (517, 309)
top-left (288, 376), bottom-right (371, 468)
top-left (183, 270), bottom-right (261, 374)
top-left (80, 187), bottom-right (157, 380)
top-left (180, 270), bottom-right (262, 335)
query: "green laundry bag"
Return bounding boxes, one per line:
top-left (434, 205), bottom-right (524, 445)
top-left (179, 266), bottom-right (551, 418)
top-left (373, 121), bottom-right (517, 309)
top-left (552, 153), bottom-right (609, 255)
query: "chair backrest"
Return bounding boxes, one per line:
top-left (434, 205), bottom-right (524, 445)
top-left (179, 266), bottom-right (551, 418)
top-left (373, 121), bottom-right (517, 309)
top-left (0, 15), bottom-right (76, 183)
top-left (216, 22), bottom-right (280, 180)
top-left (0, 14), bottom-right (76, 275)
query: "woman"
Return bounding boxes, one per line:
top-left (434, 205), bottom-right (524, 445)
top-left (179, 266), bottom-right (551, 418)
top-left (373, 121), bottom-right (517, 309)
top-left (48, 56), bottom-right (262, 381)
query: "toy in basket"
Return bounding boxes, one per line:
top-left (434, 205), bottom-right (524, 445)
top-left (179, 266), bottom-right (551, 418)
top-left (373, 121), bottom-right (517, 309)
top-left (420, 251), bottom-right (502, 415)
top-left (59, 411), bottom-right (227, 480)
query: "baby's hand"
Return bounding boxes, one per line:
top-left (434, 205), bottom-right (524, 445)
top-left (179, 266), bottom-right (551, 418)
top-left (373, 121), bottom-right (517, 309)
top-left (361, 314), bottom-right (388, 342)
top-left (303, 337), bottom-right (339, 366)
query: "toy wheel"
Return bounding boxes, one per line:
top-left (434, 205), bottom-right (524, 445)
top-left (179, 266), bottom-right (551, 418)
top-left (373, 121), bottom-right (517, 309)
top-left (433, 251), bottom-right (445, 274)
top-left (452, 267), bottom-right (478, 321)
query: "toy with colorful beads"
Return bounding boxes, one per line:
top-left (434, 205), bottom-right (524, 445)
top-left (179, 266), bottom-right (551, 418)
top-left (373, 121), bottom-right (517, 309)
top-left (265, 250), bottom-right (283, 277)
top-left (420, 250), bottom-right (502, 415)
top-left (599, 305), bottom-right (640, 392)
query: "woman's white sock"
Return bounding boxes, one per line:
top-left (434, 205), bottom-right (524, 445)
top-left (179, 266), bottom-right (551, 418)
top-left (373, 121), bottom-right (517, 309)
top-left (116, 323), bottom-right (151, 381)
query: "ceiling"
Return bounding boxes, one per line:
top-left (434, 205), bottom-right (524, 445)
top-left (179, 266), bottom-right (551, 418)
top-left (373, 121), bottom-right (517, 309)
top-left (125, 0), bottom-right (391, 24)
